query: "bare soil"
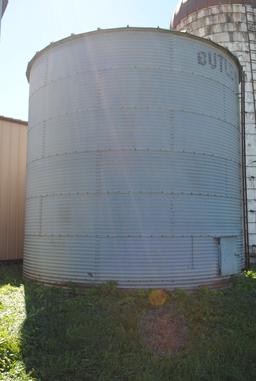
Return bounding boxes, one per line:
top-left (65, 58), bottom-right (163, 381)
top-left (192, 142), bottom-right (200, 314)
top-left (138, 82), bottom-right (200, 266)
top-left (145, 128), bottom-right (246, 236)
top-left (139, 306), bottom-right (188, 357)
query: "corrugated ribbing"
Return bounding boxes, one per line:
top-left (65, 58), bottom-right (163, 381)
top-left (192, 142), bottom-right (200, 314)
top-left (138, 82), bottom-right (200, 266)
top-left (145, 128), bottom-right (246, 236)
top-left (24, 29), bottom-right (242, 288)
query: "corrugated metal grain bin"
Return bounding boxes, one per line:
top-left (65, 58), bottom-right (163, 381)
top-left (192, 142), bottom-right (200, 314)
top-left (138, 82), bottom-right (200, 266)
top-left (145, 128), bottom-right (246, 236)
top-left (24, 27), bottom-right (243, 288)
top-left (0, 116), bottom-right (27, 261)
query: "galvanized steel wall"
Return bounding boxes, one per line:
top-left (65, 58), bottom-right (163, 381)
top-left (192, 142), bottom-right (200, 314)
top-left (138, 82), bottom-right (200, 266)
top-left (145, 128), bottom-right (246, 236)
top-left (0, 116), bottom-right (27, 261)
top-left (173, 2), bottom-right (256, 257)
top-left (24, 28), bottom-right (242, 288)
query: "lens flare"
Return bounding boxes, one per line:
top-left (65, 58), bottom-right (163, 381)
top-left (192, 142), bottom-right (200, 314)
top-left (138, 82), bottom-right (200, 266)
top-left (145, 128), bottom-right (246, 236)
top-left (149, 289), bottom-right (168, 306)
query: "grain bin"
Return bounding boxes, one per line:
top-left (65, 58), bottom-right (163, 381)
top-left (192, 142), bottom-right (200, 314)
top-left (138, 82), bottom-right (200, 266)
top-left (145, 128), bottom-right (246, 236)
top-left (172, 0), bottom-right (256, 260)
top-left (0, 116), bottom-right (27, 261)
top-left (24, 27), bottom-right (242, 288)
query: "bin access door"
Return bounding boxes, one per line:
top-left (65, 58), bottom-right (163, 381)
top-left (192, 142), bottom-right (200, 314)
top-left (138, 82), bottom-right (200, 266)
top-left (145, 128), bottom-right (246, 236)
top-left (220, 237), bottom-right (238, 276)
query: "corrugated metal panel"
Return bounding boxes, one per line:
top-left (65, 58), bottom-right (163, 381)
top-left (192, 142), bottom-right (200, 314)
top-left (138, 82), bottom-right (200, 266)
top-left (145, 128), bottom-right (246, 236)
top-left (24, 236), bottom-right (221, 288)
top-left (26, 152), bottom-right (240, 198)
top-left (0, 117), bottom-right (27, 261)
top-left (173, 2), bottom-right (256, 256)
top-left (24, 28), bottom-right (242, 288)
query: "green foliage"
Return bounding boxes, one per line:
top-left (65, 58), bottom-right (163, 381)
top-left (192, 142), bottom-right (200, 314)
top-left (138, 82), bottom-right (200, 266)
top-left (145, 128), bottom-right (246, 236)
top-left (1, 265), bottom-right (256, 380)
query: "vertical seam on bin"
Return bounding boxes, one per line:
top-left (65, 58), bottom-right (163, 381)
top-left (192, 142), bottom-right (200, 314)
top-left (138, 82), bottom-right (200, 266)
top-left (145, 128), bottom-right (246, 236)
top-left (39, 197), bottom-right (43, 235)
top-left (42, 121), bottom-right (46, 158)
top-left (95, 152), bottom-right (102, 280)
top-left (191, 236), bottom-right (194, 269)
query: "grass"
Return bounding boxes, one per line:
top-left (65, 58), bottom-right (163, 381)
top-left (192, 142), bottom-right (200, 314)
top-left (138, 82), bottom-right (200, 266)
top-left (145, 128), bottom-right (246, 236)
top-left (1, 265), bottom-right (256, 380)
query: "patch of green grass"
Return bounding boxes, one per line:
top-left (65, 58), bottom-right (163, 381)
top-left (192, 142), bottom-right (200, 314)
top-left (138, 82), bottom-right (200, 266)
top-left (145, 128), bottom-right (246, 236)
top-left (0, 265), bottom-right (33, 381)
top-left (1, 264), bottom-right (256, 380)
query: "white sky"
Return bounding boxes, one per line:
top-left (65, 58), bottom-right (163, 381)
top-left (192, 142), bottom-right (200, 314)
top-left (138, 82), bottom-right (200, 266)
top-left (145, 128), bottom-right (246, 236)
top-left (0, 0), bottom-right (177, 121)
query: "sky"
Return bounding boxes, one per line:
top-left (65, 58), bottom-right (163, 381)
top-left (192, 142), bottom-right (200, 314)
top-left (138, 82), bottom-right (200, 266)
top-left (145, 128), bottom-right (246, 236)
top-left (0, 0), bottom-right (178, 121)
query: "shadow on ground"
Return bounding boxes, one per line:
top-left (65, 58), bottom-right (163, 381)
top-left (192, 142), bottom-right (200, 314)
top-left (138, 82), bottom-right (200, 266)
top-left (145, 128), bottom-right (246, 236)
top-left (21, 280), bottom-right (154, 381)
top-left (19, 269), bottom-right (256, 381)
top-left (0, 262), bottom-right (23, 287)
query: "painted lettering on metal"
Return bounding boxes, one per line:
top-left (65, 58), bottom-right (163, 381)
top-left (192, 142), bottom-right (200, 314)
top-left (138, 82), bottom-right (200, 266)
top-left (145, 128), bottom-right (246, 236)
top-left (197, 51), bottom-right (234, 81)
